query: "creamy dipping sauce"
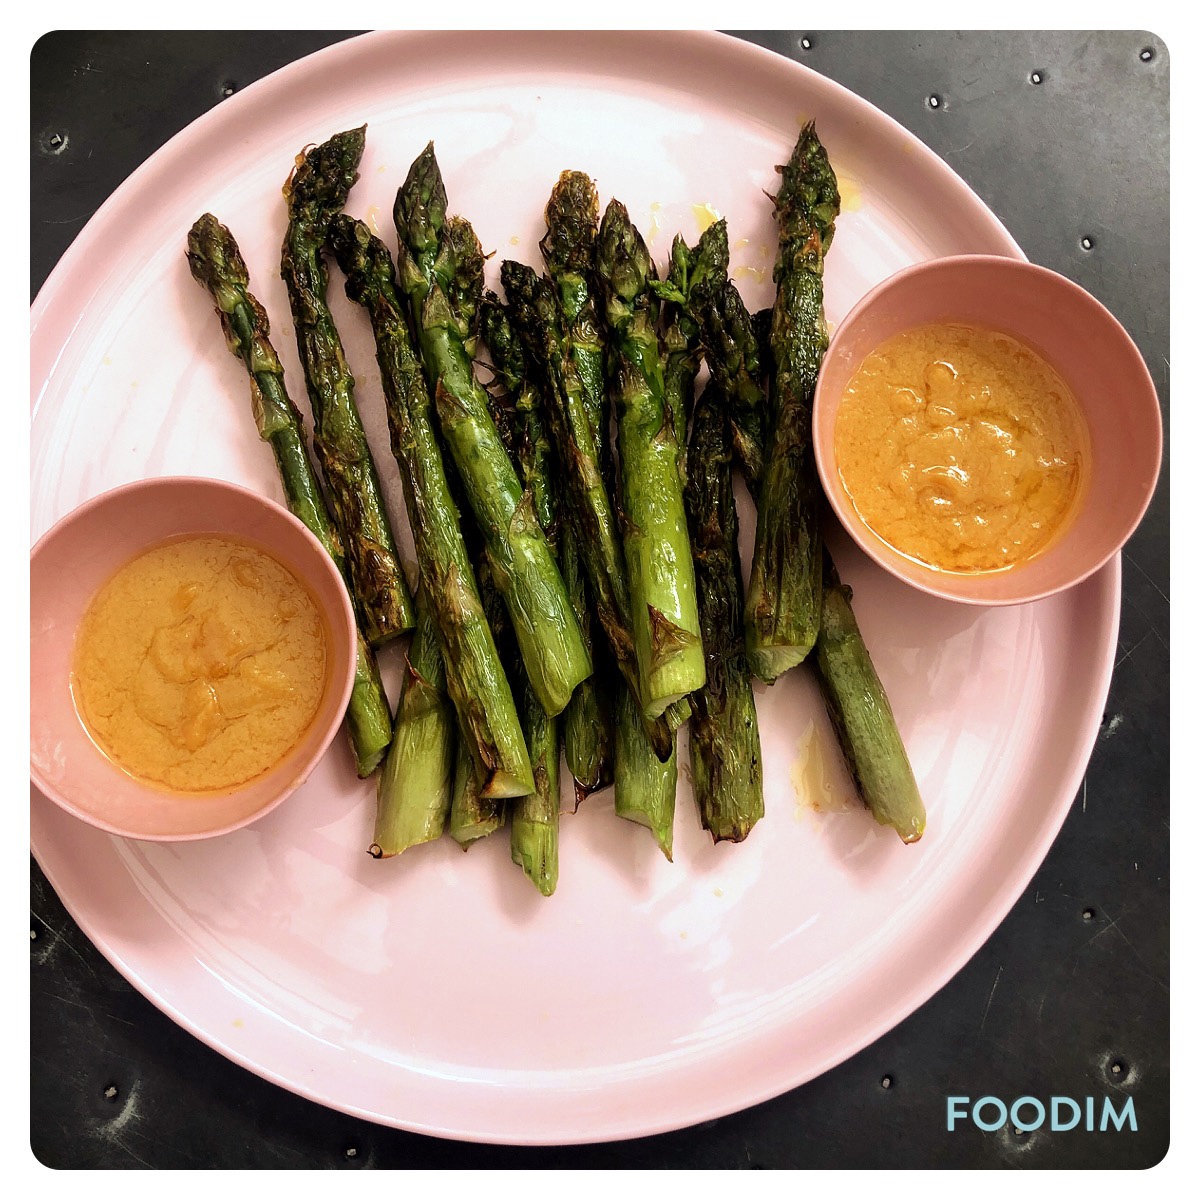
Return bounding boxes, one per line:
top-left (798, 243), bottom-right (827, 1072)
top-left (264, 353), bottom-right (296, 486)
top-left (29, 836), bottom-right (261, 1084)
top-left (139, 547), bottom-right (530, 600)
top-left (834, 323), bottom-right (1089, 573)
top-left (71, 535), bottom-right (329, 793)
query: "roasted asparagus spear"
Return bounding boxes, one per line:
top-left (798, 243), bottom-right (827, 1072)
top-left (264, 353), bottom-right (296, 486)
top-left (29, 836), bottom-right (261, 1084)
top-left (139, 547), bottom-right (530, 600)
top-left (479, 294), bottom-right (562, 895)
top-left (392, 143), bottom-right (591, 718)
top-left (665, 218), bottom-right (770, 495)
top-left (685, 382), bottom-right (764, 843)
top-left (326, 214), bottom-right (534, 800)
top-left (501, 256), bottom-right (679, 761)
top-left (185, 212), bottom-right (393, 777)
top-left (371, 585), bottom-right (456, 856)
top-left (538, 171), bottom-right (617, 801)
top-left (559, 526), bottom-right (616, 806)
top-left (595, 199), bottom-right (705, 719)
top-left (613, 681), bottom-right (677, 862)
top-left (813, 553), bottom-right (926, 843)
top-left (279, 125), bottom-right (414, 647)
top-left (744, 122), bottom-right (840, 681)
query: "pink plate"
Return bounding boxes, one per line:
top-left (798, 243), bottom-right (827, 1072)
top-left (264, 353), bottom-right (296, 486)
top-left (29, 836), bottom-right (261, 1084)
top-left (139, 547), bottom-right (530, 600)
top-left (29, 31), bottom-right (1119, 1144)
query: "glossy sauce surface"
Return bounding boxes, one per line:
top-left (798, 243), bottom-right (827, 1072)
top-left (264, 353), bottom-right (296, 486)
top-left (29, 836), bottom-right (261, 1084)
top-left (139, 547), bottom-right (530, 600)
top-left (71, 535), bottom-right (329, 792)
top-left (834, 323), bottom-right (1089, 573)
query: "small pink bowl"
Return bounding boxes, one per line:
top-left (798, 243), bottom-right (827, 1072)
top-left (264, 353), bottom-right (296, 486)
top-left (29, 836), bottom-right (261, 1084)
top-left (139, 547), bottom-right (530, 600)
top-left (30, 477), bottom-right (358, 841)
top-left (813, 254), bottom-right (1163, 605)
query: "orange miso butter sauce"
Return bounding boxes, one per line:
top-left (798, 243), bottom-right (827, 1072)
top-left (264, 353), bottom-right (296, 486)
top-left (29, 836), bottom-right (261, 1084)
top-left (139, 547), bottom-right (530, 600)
top-left (833, 323), bottom-right (1090, 573)
top-left (70, 534), bottom-right (330, 793)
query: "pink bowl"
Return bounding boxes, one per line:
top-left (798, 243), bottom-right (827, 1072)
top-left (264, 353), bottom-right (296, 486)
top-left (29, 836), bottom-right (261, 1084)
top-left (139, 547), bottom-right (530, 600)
top-left (813, 254), bottom-right (1162, 605)
top-left (30, 477), bottom-right (358, 840)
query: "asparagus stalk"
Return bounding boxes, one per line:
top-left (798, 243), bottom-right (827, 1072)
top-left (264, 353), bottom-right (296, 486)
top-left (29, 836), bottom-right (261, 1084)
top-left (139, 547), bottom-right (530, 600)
top-left (510, 664), bottom-right (560, 893)
top-left (539, 171), bottom-right (611, 478)
top-left (371, 586), bottom-right (456, 856)
top-left (744, 122), bottom-right (840, 681)
top-left (500, 257), bottom-right (678, 761)
top-left (392, 143), bottom-right (591, 718)
top-left (449, 735), bottom-right (503, 847)
top-left (449, 539), bottom-right (517, 845)
top-left (738, 305), bottom-right (776, 492)
top-left (652, 228), bottom-right (727, 459)
top-left (595, 199), bottom-right (705, 718)
top-left (665, 218), bottom-right (770, 495)
top-left (279, 125), bottom-right (414, 647)
top-left (613, 682), bottom-right (677, 862)
top-left (479, 294), bottom-right (563, 895)
top-left (326, 214), bottom-right (534, 800)
top-left (184, 212), bottom-right (392, 777)
top-left (539, 171), bottom-right (617, 799)
top-left (813, 553), bottom-right (926, 843)
top-left (685, 383), bottom-right (764, 843)
top-left (560, 526), bottom-right (616, 805)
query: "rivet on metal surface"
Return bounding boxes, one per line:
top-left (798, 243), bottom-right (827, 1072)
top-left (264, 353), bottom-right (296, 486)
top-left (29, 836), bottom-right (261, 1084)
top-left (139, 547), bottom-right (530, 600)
top-left (39, 129), bottom-right (69, 156)
top-left (927, 94), bottom-right (942, 110)
top-left (1110, 1059), bottom-right (1126, 1077)
top-left (1139, 47), bottom-right (1154, 62)
top-left (1081, 235), bottom-right (1095, 251)
top-left (800, 36), bottom-right (814, 52)
top-left (220, 81), bottom-right (237, 98)
top-left (29, 928), bottom-right (38, 942)
top-left (1030, 71), bottom-right (1043, 85)
top-left (1082, 907), bottom-right (1096, 922)
top-left (102, 1084), bottom-right (119, 1103)
top-left (343, 1145), bottom-right (359, 1160)
top-left (880, 1074), bottom-right (893, 1089)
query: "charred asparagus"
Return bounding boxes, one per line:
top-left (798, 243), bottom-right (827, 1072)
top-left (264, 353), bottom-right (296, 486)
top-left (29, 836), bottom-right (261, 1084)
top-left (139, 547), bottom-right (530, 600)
top-left (279, 125), bottom-right (414, 647)
top-left (744, 122), bottom-right (840, 681)
top-left (185, 211), bottom-right (393, 777)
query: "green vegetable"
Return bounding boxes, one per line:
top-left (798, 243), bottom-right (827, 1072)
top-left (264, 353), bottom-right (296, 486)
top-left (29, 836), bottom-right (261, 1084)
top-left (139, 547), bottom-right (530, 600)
top-left (538, 171), bottom-right (617, 799)
top-left (279, 125), bottom-right (414, 648)
top-left (813, 552), bottom-right (926, 843)
top-left (685, 383), bottom-right (764, 842)
top-left (595, 199), bottom-right (705, 718)
top-left (744, 122), bottom-right (840, 681)
top-left (185, 211), bottom-right (392, 777)
top-left (479, 293), bottom-right (563, 895)
top-left (327, 214), bottom-right (534, 799)
top-left (613, 682), bottom-right (677, 861)
top-left (665, 218), bottom-right (770, 495)
top-left (371, 586), bottom-right (456, 856)
top-left (560, 526), bottom-right (616, 805)
top-left (500, 255), bottom-right (679, 762)
top-left (393, 143), bottom-right (591, 718)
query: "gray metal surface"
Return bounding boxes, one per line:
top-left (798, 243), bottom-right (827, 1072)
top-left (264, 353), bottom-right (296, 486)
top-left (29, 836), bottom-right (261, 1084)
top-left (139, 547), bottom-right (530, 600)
top-left (30, 30), bottom-right (1168, 1168)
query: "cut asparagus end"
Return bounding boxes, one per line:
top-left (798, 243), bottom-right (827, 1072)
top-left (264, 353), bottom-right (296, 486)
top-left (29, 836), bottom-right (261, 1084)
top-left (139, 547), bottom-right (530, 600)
top-left (372, 741), bottom-right (453, 853)
top-left (481, 766), bottom-right (538, 801)
top-left (690, 684), bottom-right (764, 845)
top-left (510, 691), bottom-right (560, 895)
top-left (347, 632), bottom-right (394, 777)
top-left (614, 686), bottom-right (677, 861)
top-left (371, 593), bottom-right (455, 855)
top-left (642, 687), bottom-right (695, 721)
top-left (450, 738), bottom-right (505, 847)
top-left (510, 821), bottom-right (559, 896)
top-left (615, 796), bottom-right (675, 863)
top-left (745, 638), bottom-right (814, 685)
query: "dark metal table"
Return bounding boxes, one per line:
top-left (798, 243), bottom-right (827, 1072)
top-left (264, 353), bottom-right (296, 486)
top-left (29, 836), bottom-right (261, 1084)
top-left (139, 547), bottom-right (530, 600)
top-left (30, 30), bottom-right (1168, 1169)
